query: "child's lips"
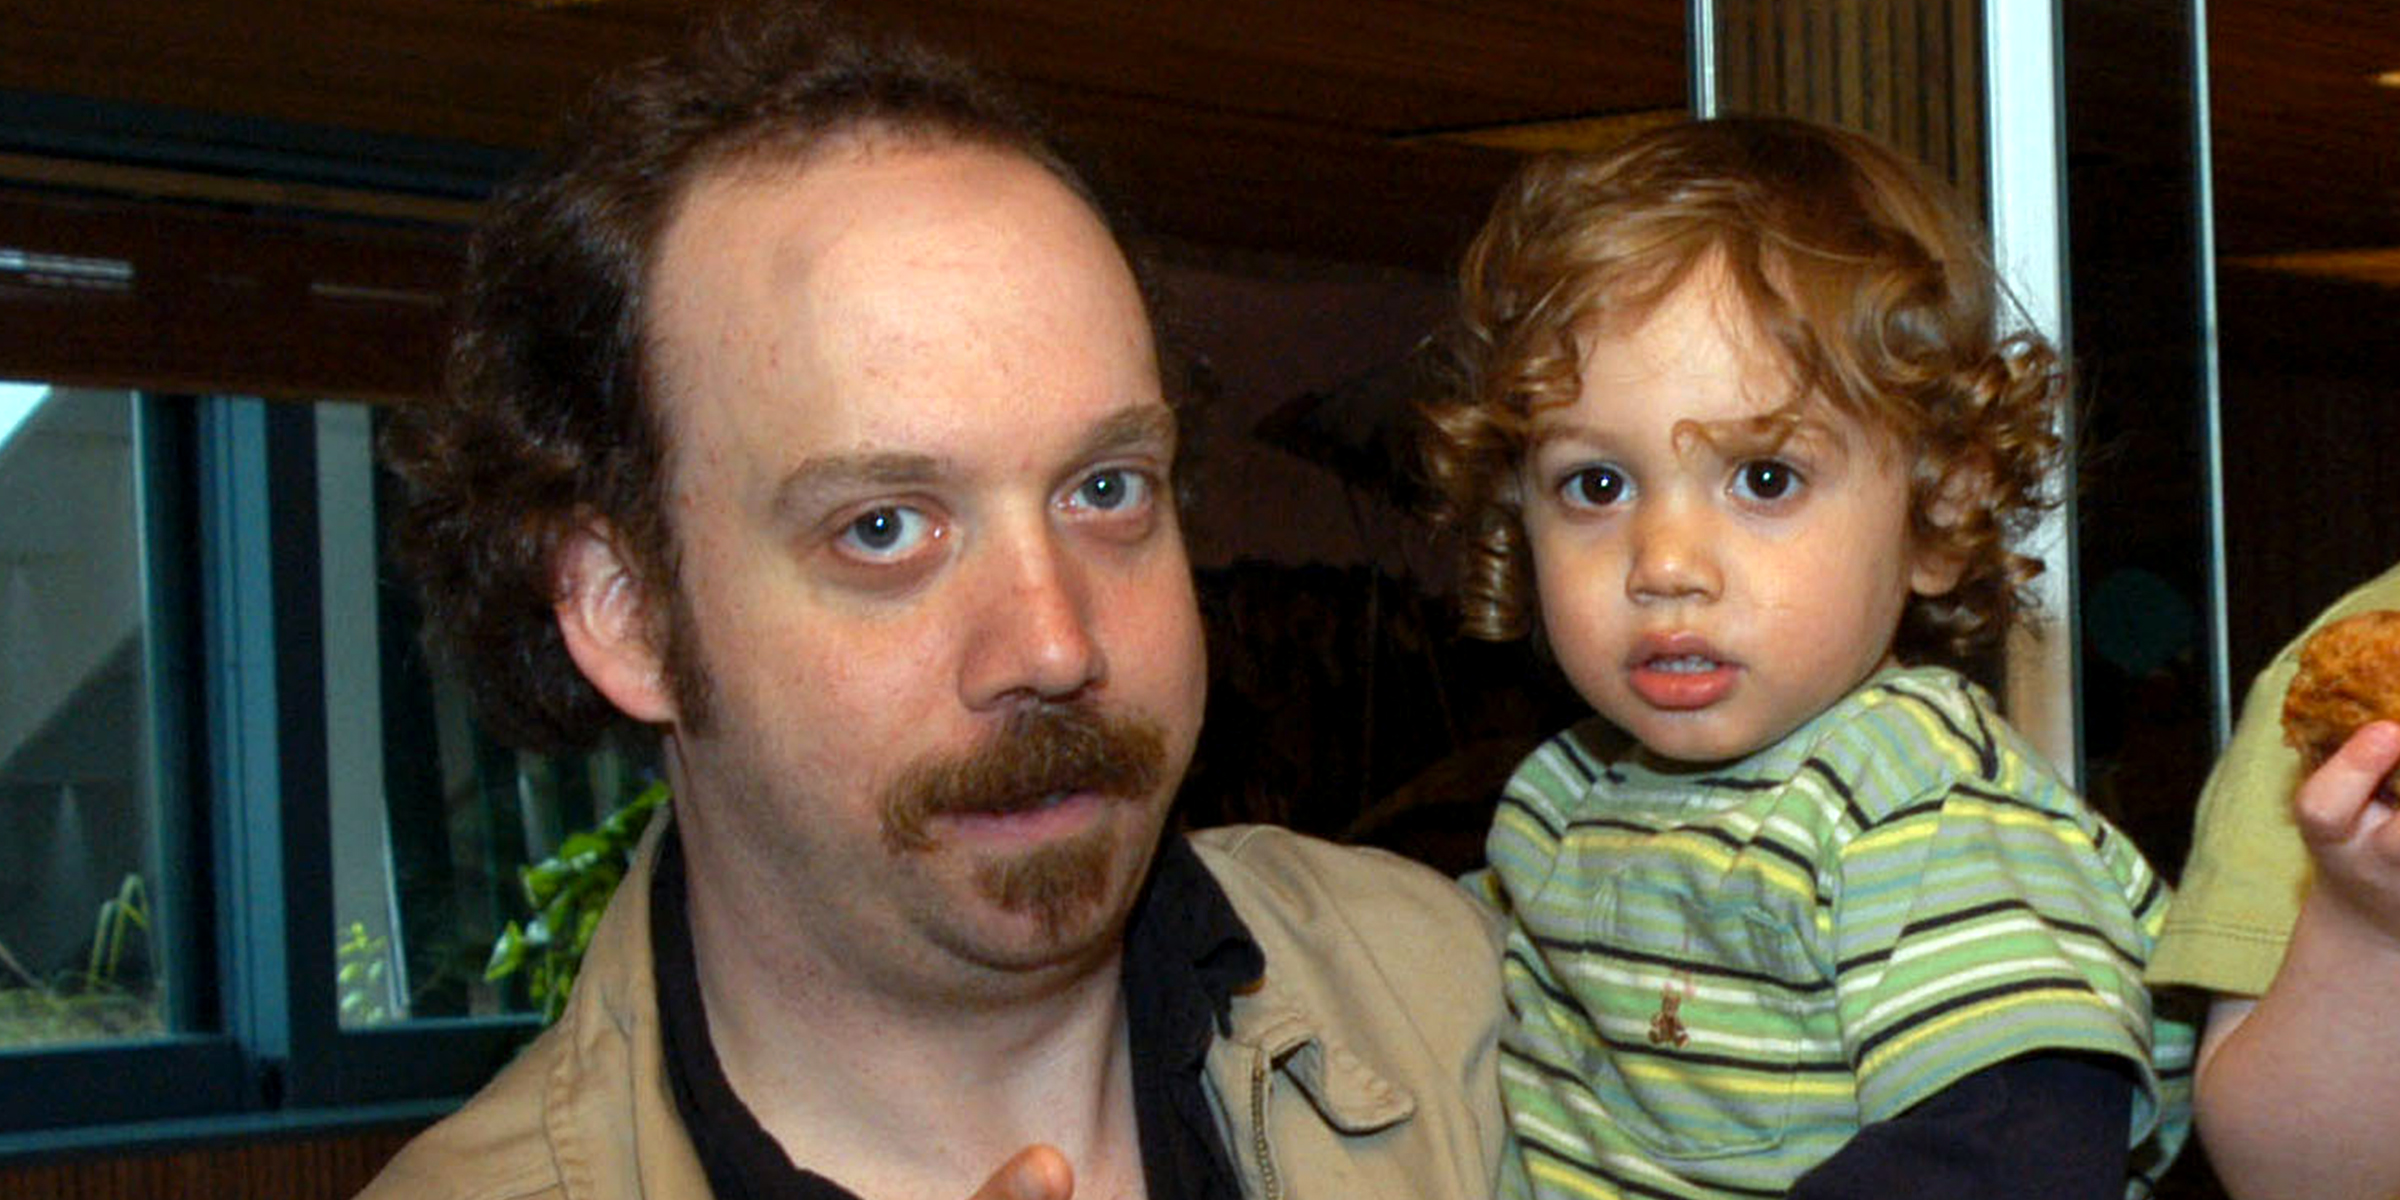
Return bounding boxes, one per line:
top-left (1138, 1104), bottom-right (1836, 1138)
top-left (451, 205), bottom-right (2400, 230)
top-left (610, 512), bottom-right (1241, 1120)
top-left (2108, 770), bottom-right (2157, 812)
top-left (1627, 637), bottom-right (1740, 710)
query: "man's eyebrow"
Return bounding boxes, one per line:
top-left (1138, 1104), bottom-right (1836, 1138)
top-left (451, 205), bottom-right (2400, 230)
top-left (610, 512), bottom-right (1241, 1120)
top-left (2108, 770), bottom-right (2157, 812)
top-left (772, 451), bottom-right (944, 519)
top-left (768, 405), bottom-right (1173, 519)
top-left (1074, 403), bottom-right (1178, 462)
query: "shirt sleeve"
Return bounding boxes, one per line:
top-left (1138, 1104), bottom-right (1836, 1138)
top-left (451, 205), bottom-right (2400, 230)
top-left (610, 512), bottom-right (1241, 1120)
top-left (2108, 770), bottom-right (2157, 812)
top-left (1829, 775), bottom-right (2164, 1129)
top-left (1788, 1054), bottom-right (2134, 1200)
top-left (2151, 562), bottom-right (2400, 995)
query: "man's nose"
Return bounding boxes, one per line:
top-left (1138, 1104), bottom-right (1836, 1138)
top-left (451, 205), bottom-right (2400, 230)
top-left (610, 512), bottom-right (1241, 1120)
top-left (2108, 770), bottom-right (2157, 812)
top-left (958, 523), bottom-right (1107, 709)
top-left (1626, 497), bottom-right (1722, 603)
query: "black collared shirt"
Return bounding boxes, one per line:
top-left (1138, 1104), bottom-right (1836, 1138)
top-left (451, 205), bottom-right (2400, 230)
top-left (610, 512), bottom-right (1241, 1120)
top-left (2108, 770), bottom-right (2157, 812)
top-left (653, 826), bottom-right (1263, 1200)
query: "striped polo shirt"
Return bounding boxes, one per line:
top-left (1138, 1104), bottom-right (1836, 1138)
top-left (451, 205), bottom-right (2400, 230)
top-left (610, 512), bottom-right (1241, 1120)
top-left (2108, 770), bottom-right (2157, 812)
top-left (1483, 665), bottom-right (2193, 1199)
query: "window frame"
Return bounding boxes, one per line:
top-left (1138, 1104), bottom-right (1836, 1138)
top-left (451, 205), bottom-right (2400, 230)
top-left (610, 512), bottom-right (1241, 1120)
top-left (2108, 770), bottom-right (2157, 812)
top-left (0, 394), bottom-right (250, 1136)
top-left (0, 95), bottom-right (546, 1146)
top-left (0, 394), bottom-right (545, 1151)
top-left (246, 399), bottom-right (537, 1112)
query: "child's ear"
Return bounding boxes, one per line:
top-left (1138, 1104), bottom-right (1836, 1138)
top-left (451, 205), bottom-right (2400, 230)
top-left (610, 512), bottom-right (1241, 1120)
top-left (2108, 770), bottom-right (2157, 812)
top-left (552, 518), bottom-right (679, 725)
top-left (1909, 459), bottom-right (1988, 597)
top-left (1909, 542), bottom-right (1969, 598)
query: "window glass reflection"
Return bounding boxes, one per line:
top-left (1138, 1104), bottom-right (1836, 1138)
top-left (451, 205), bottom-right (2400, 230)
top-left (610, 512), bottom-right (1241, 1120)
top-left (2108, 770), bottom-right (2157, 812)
top-left (0, 384), bottom-right (172, 1050)
top-left (318, 402), bottom-right (656, 1028)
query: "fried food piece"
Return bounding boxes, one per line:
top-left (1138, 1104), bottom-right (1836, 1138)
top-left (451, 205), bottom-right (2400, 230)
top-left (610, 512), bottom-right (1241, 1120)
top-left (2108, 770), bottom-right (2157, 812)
top-left (2283, 609), bottom-right (2400, 785)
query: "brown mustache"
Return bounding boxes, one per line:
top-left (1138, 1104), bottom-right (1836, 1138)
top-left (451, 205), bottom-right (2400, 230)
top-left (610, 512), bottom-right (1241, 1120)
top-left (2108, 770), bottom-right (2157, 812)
top-left (879, 706), bottom-right (1167, 853)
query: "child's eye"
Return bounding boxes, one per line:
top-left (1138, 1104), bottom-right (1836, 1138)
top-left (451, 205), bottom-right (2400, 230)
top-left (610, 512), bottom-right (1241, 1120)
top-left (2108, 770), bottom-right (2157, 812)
top-left (1558, 466), bottom-right (1628, 509)
top-left (1732, 459), bottom-right (1803, 503)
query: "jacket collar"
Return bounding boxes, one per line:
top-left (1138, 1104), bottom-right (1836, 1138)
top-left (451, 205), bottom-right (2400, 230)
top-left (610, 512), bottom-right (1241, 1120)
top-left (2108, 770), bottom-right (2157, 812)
top-left (543, 805), bottom-right (713, 1199)
top-left (535, 807), bottom-right (1422, 1196)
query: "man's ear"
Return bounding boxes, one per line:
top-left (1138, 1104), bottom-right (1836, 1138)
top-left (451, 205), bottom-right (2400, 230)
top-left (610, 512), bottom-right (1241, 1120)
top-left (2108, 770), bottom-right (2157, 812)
top-left (1909, 458), bottom-right (1988, 598)
top-left (553, 520), bottom-right (679, 725)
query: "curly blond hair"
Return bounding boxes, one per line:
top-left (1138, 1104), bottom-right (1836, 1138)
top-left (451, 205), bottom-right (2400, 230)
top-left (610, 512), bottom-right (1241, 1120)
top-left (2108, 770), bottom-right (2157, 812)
top-left (1419, 116), bottom-right (2063, 667)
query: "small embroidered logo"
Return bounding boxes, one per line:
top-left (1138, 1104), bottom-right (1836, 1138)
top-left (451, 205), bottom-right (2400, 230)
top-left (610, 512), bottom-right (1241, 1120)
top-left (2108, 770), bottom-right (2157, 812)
top-left (1647, 987), bottom-right (1690, 1048)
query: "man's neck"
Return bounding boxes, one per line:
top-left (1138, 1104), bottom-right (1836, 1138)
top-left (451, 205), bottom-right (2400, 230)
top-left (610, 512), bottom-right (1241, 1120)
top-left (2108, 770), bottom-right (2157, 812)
top-left (681, 846), bottom-right (1149, 1200)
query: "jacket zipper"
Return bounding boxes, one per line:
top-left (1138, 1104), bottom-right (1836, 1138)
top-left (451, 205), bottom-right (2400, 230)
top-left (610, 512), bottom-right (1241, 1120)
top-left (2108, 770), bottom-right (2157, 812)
top-left (1250, 1049), bottom-right (1282, 1200)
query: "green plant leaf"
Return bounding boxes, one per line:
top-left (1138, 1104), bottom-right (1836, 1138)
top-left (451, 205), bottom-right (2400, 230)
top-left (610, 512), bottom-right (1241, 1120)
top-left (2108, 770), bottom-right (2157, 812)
top-left (557, 831), bottom-right (609, 862)
top-left (486, 785), bottom-right (669, 1025)
top-left (601, 788), bottom-right (665, 841)
top-left (521, 861), bottom-right (569, 906)
top-left (486, 922), bottom-right (527, 980)
top-left (573, 906), bottom-right (604, 956)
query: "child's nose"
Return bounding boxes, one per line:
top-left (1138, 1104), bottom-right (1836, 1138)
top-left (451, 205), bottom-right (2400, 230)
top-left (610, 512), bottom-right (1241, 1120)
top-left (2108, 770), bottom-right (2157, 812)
top-left (1626, 501), bottom-right (1722, 603)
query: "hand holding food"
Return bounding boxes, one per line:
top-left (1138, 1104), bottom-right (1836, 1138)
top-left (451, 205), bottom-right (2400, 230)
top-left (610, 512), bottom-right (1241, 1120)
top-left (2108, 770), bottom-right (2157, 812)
top-left (2282, 609), bottom-right (2400, 794)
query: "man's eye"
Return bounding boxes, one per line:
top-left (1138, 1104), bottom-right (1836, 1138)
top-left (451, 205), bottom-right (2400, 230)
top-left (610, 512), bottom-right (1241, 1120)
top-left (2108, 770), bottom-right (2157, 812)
top-left (1559, 466), bottom-right (1627, 509)
top-left (1733, 459), bottom-right (1802, 502)
top-left (837, 506), bottom-right (932, 558)
top-left (1069, 468), bottom-right (1150, 513)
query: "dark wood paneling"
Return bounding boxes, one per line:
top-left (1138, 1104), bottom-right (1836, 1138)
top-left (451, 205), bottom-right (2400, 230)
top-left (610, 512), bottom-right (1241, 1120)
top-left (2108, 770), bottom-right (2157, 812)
top-left (1, 0), bottom-right (1690, 273)
top-left (5, 0), bottom-right (1689, 148)
top-left (0, 188), bottom-right (461, 403)
top-left (2215, 266), bottom-right (2400, 692)
top-left (1712, 0), bottom-right (1983, 201)
top-left (0, 1124), bottom-right (425, 1200)
top-left (2, 0), bottom-right (2389, 271)
top-left (2209, 0), bottom-right (2400, 257)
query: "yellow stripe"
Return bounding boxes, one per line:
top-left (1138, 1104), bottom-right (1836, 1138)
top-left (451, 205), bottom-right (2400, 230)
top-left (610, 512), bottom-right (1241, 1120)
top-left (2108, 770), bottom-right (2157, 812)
top-left (1491, 804), bottom-right (1561, 848)
top-left (1619, 1057), bottom-right (1805, 1099)
top-left (1857, 985), bottom-right (2093, 1076)
top-left (1844, 793), bottom-right (2100, 859)
top-left (1526, 1153), bottom-right (1629, 1199)
top-left (1891, 701), bottom-right (1982, 776)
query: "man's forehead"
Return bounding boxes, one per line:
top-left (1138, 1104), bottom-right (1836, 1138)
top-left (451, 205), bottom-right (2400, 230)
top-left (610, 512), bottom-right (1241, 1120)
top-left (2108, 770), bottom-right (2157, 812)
top-left (661, 137), bottom-right (1105, 284)
top-left (650, 139), bottom-right (1136, 345)
top-left (641, 137), bottom-right (1163, 489)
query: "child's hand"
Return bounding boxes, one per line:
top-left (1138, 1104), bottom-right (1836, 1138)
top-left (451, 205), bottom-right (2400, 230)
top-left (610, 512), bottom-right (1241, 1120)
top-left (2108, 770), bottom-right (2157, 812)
top-left (2293, 720), bottom-right (2400, 947)
top-left (968, 1147), bottom-right (1073, 1200)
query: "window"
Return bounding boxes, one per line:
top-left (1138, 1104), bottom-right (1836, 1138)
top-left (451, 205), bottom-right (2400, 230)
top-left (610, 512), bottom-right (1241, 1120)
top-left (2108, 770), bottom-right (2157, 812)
top-left (0, 116), bottom-right (598, 1150)
top-left (0, 382), bottom-right (240, 1136)
top-left (0, 387), bottom-right (653, 1144)
top-left (0, 384), bottom-right (190, 1055)
top-left (315, 401), bottom-right (655, 1034)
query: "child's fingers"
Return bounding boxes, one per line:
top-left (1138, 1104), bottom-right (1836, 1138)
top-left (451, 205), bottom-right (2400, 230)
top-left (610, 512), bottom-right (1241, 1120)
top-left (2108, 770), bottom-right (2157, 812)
top-left (2361, 776), bottom-right (2400, 865)
top-left (973, 1145), bottom-right (1073, 1200)
top-left (2294, 721), bottom-right (2400, 847)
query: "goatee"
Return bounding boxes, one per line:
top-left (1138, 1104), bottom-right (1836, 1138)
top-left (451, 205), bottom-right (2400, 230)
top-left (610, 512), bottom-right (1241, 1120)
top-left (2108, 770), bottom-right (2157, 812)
top-left (878, 705), bottom-right (1167, 935)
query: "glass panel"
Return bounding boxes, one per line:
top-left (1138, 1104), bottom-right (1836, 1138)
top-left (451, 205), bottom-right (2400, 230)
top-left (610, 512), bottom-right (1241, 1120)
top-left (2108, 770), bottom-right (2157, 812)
top-left (316, 401), bottom-right (657, 1028)
top-left (0, 384), bottom-right (176, 1050)
top-left (2060, 0), bottom-right (2218, 881)
top-left (2207, 4), bottom-right (2400, 705)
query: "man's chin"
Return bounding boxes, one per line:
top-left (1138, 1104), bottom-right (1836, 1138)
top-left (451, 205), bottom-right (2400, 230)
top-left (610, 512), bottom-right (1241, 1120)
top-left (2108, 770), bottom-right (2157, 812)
top-left (900, 790), bottom-right (1172, 976)
top-left (973, 825), bottom-right (1123, 944)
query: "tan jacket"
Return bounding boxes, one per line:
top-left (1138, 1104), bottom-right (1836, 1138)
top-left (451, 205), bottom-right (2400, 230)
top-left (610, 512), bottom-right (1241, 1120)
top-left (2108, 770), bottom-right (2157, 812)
top-left (358, 821), bottom-right (1505, 1200)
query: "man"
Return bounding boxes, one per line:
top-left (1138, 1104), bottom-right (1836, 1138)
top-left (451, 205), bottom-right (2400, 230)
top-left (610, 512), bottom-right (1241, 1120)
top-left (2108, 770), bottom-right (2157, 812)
top-left (359, 6), bottom-right (1503, 1199)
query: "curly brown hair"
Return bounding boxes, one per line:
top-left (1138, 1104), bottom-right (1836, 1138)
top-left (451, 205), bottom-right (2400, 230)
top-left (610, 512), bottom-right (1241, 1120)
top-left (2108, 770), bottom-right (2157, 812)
top-left (384, 3), bottom-right (1107, 754)
top-left (1419, 116), bottom-right (2064, 668)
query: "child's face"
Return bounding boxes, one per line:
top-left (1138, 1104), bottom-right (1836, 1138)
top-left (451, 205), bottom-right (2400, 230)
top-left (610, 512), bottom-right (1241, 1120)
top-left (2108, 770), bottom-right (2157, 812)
top-left (1518, 267), bottom-right (1962, 765)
